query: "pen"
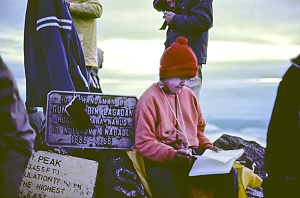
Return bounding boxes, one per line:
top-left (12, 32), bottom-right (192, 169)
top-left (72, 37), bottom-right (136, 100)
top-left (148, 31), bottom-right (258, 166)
top-left (192, 148), bottom-right (196, 155)
top-left (179, 141), bottom-right (184, 149)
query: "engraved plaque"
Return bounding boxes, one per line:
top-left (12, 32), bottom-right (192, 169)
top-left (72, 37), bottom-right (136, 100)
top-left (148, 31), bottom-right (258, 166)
top-left (45, 91), bottom-right (137, 149)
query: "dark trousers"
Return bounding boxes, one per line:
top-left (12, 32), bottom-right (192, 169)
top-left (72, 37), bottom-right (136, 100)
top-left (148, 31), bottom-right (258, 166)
top-left (186, 64), bottom-right (202, 101)
top-left (144, 158), bottom-right (238, 198)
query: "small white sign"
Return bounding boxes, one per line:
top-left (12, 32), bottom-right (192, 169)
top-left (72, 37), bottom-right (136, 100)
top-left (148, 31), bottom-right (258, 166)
top-left (18, 151), bottom-right (98, 198)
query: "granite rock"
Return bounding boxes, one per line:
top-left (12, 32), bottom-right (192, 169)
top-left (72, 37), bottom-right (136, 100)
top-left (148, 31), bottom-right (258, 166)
top-left (213, 134), bottom-right (266, 198)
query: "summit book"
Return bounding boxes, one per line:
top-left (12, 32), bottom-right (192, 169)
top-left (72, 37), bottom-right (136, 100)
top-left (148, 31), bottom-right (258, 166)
top-left (189, 149), bottom-right (244, 176)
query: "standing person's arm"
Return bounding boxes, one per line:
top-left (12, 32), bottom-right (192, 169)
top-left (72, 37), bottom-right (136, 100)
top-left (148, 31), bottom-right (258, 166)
top-left (36, 0), bottom-right (89, 91)
top-left (195, 105), bottom-right (213, 150)
top-left (162, 0), bottom-right (213, 32)
top-left (68, 0), bottom-right (102, 19)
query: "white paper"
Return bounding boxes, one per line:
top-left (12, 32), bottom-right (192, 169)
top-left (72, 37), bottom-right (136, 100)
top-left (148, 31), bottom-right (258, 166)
top-left (189, 149), bottom-right (244, 176)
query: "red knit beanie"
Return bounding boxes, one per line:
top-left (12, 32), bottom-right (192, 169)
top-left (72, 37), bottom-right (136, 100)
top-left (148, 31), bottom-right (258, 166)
top-left (159, 36), bottom-right (198, 79)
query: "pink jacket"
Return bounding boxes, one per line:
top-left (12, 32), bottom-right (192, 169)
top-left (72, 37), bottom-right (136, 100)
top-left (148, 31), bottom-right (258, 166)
top-left (135, 83), bottom-right (212, 163)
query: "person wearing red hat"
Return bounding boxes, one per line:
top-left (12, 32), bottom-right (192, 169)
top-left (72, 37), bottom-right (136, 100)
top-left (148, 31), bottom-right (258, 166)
top-left (153, 0), bottom-right (213, 101)
top-left (135, 37), bottom-right (238, 198)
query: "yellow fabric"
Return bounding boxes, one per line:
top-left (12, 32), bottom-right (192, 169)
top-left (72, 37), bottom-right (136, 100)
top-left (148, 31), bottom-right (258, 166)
top-left (233, 162), bottom-right (263, 198)
top-left (66, 0), bottom-right (103, 67)
top-left (188, 187), bottom-right (213, 198)
top-left (126, 149), bottom-right (153, 198)
top-left (127, 149), bottom-right (262, 198)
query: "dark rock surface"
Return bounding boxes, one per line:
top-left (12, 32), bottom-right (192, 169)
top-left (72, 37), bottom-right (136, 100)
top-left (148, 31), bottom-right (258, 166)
top-left (213, 134), bottom-right (266, 198)
top-left (92, 150), bottom-right (148, 198)
top-left (34, 130), bottom-right (265, 198)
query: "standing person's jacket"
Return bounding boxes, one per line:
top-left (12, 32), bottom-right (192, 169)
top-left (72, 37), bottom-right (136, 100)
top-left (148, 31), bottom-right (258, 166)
top-left (153, 0), bottom-right (213, 64)
top-left (0, 56), bottom-right (36, 197)
top-left (24, 0), bottom-right (89, 108)
top-left (263, 55), bottom-right (300, 197)
top-left (265, 55), bottom-right (300, 177)
top-left (66, 0), bottom-right (103, 68)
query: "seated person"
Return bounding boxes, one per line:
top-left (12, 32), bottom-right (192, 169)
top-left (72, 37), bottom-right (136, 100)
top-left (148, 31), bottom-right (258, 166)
top-left (134, 37), bottom-right (238, 198)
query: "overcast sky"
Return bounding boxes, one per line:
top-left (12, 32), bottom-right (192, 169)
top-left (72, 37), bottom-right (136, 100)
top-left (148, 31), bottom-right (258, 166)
top-left (1, 0), bottom-right (300, 63)
top-left (2, 0), bottom-right (298, 145)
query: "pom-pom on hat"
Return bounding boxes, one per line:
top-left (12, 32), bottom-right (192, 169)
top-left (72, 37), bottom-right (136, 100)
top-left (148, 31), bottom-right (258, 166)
top-left (159, 36), bottom-right (198, 79)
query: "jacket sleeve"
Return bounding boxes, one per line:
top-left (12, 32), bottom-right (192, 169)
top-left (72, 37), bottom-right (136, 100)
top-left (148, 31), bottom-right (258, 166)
top-left (69, 0), bottom-right (103, 19)
top-left (171, 0), bottom-right (213, 32)
top-left (196, 104), bottom-right (212, 149)
top-left (36, 0), bottom-right (89, 92)
top-left (135, 104), bottom-right (176, 163)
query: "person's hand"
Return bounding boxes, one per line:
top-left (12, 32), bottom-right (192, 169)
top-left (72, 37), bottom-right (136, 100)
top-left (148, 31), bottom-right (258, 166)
top-left (163, 11), bottom-right (175, 24)
top-left (166, 0), bottom-right (176, 7)
top-left (174, 148), bottom-right (193, 164)
top-left (208, 145), bottom-right (222, 152)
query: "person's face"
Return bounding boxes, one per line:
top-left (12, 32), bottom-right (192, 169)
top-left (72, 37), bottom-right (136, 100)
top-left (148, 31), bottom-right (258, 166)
top-left (162, 77), bottom-right (188, 94)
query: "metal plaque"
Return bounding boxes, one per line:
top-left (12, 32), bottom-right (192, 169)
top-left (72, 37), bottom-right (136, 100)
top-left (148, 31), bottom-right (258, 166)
top-left (45, 91), bottom-right (138, 149)
top-left (18, 151), bottom-right (98, 198)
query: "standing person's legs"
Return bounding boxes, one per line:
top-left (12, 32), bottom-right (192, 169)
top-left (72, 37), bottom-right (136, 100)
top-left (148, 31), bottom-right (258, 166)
top-left (186, 64), bottom-right (202, 101)
top-left (86, 66), bottom-right (92, 86)
top-left (90, 67), bottom-right (103, 93)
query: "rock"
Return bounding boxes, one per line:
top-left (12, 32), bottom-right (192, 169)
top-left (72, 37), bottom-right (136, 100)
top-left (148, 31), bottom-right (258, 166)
top-left (213, 134), bottom-right (266, 198)
top-left (91, 150), bottom-right (148, 198)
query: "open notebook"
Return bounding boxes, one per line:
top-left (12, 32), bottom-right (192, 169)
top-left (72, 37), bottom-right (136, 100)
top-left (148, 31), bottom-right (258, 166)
top-left (189, 149), bottom-right (244, 176)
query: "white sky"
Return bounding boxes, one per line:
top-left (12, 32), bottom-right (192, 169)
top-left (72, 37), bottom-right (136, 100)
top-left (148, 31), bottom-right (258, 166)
top-left (1, 0), bottom-right (300, 63)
